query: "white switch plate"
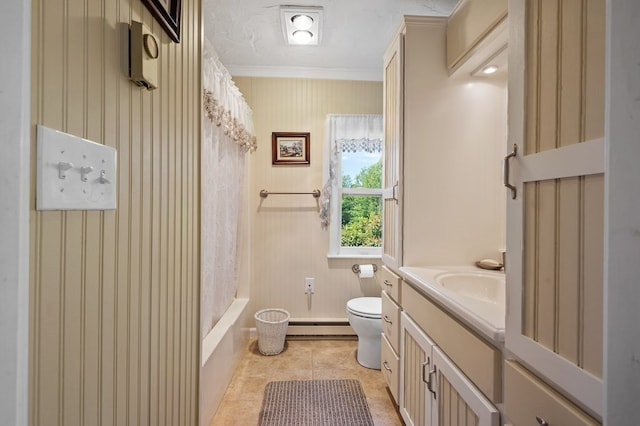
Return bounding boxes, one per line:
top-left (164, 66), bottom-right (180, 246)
top-left (36, 125), bottom-right (117, 210)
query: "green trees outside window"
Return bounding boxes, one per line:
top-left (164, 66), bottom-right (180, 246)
top-left (341, 160), bottom-right (382, 247)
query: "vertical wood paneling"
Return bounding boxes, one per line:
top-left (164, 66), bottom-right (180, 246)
top-left (522, 0), bottom-right (604, 380)
top-left (234, 77), bottom-right (382, 321)
top-left (30, 0), bottom-right (201, 425)
top-left (581, 174), bottom-right (604, 377)
top-left (403, 331), bottom-right (426, 426)
top-left (583, 0), bottom-right (605, 142)
top-left (438, 374), bottom-right (478, 426)
top-left (557, 177), bottom-right (580, 364)
top-left (383, 48), bottom-right (399, 263)
top-left (535, 179), bottom-right (557, 349)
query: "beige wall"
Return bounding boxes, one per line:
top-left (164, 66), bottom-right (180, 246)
top-left (234, 77), bottom-right (384, 321)
top-left (402, 20), bottom-right (507, 267)
top-left (29, 0), bottom-right (201, 425)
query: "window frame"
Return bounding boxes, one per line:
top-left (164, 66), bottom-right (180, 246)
top-left (328, 150), bottom-right (383, 258)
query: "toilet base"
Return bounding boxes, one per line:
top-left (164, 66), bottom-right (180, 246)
top-left (356, 336), bottom-right (381, 370)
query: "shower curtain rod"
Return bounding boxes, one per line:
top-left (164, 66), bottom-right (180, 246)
top-left (259, 189), bottom-right (321, 198)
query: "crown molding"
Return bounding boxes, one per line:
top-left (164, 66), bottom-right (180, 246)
top-left (225, 64), bottom-right (383, 82)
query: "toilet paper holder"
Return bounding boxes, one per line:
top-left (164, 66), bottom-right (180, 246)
top-left (352, 264), bottom-right (378, 274)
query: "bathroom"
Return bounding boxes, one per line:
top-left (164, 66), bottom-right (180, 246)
top-left (202, 0), bottom-right (509, 424)
top-left (5, 0), bottom-right (638, 425)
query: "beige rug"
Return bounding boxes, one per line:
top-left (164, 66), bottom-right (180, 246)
top-left (258, 379), bottom-right (374, 426)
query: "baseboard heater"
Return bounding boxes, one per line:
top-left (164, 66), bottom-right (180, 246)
top-left (286, 318), bottom-right (355, 336)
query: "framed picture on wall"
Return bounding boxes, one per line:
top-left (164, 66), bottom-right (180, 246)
top-left (272, 132), bottom-right (311, 165)
top-left (141, 0), bottom-right (182, 43)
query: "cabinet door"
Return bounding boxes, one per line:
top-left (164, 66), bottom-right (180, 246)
top-left (400, 312), bottom-right (435, 426)
top-left (432, 347), bottom-right (499, 426)
top-left (382, 31), bottom-right (403, 270)
top-left (505, 0), bottom-right (605, 417)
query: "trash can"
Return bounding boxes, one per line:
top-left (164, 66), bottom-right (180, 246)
top-left (254, 308), bottom-right (290, 355)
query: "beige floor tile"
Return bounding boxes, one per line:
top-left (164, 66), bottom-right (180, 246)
top-left (210, 338), bottom-right (404, 426)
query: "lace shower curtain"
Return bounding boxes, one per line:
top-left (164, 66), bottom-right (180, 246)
top-left (201, 39), bottom-right (256, 339)
top-left (319, 114), bottom-right (383, 228)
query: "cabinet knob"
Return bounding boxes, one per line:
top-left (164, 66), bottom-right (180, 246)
top-left (535, 416), bottom-right (549, 426)
top-left (383, 361), bottom-right (392, 372)
top-left (383, 315), bottom-right (393, 324)
top-left (384, 280), bottom-right (393, 287)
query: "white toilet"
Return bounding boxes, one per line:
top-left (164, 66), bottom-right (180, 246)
top-left (347, 297), bottom-right (382, 369)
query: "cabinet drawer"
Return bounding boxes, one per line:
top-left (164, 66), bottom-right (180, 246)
top-left (505, 361), bottom-right (600, 426)
top-left (379, 265), bottom-right (401, 303)
top-left (402, 280), bottom-right (502, 403)
top-left (381, 290), bottom-right (401, 352)
top-left (381, 333), bottom-right (400, 403)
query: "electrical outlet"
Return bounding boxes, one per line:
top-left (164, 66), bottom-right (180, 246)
top-left (305, 277), bottom-right (315, 294)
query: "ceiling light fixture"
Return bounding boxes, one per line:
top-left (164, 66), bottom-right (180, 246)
top-left (291, 14), bottom-right (313, 30)
top-left (281, 6), bottom-right (323, 46)
top-left (482, 65), bottom-right (499, 74)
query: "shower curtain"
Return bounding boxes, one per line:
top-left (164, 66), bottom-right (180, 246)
top-left (201, 39), bottom-right (256, 339)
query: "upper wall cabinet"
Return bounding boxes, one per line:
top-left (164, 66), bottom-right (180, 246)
top-left (505, 0), bottom-right (605, 421)
top-left (447, 0), bottom-right (508, 71)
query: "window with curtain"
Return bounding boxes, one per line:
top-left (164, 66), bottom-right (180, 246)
top-left (320, 115), bottom-right (383, 257)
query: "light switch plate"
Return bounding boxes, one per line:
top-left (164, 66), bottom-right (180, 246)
top-left (36, 125), bottom-right (117, 210)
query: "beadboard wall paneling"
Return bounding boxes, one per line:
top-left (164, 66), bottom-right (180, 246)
top-left (234, 77), bottom-right (383, 321)
top-left (522, 0), bottom-right (605, 379)
top-left (30, 0), bottom-right (201, 425)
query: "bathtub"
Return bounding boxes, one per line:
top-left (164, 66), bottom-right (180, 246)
top-left (199, 298), bottom-right (251, 426)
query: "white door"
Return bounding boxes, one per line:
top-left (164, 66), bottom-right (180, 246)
top-left (505, 0), bottom-right (605, 417)
top-left (400, 312), bottom-right (435, 426)
top-left (431, 347), bottom-right (499, 426)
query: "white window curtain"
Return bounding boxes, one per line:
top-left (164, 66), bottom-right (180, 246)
top-left (319, 114), bottom-right (383, 228)
top-left (201, 39), bottom-right (256, 339)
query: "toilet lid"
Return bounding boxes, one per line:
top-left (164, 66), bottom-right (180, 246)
top-left (347, 297), bottom-right (381, 319)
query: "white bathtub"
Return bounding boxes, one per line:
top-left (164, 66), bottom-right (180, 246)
top-left (199, 298), bottom-right (251, 426)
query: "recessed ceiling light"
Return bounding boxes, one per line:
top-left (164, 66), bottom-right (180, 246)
top-left (482, 65), bottom-right (499, 74)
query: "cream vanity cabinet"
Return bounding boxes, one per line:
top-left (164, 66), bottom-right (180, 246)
top-left (504, 0), bottom-right (605, 423)
top-left (400, 281), bottom-right (500, 426)
top-left (379, 266), bottom-right (402, 402)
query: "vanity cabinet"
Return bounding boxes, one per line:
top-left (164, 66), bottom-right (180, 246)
top-left (379, 265), bottom-right (402, 402)
top-left (504, 361), bottom-right (599, 426)
top-left (401, 311), bottom-right (499, 426)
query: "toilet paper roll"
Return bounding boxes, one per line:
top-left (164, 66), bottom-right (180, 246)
top-left (358, 264), bottom-right (374, 279)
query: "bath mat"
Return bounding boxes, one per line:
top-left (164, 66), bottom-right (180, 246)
top-left (258, 379), bottom-right (374, 426)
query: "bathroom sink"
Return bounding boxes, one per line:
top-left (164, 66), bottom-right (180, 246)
top-left (433, 271), bottom-right (505, 305)
top-left (400, 266), bottom-right (506, 342)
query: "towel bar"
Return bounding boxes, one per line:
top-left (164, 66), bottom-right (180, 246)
top-left (259, 189), bottom-right (321, 198)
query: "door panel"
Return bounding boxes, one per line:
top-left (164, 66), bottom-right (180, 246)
top-left (506, 0), bottom-right (605, 417)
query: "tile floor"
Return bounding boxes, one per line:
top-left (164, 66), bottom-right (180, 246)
top-left (211, 338), bottom-right (404, 426)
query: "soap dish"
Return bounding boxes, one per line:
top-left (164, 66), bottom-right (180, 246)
top-left (476, 259), bottom-right (503, 271)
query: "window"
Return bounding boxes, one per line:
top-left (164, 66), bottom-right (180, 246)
top-left (321, 115), bottom-right (383, 257)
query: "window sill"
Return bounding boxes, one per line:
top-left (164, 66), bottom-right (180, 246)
top-left (326, 253), bottom-right (382, 260)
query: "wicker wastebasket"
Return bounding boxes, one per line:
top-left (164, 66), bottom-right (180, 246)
top-left (254, 308), bottom-right (290, 355)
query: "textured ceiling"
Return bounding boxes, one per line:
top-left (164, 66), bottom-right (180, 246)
top-left (204, 0), bottom-right (459, 81)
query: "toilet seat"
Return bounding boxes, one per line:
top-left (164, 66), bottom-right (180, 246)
top-left (347, 297), bottom-right (381, 319)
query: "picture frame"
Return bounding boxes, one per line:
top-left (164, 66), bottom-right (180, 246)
top-left (141, 0), bottom-right (182, 43)
top-left (272, 132), bottom-right (311, 166)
